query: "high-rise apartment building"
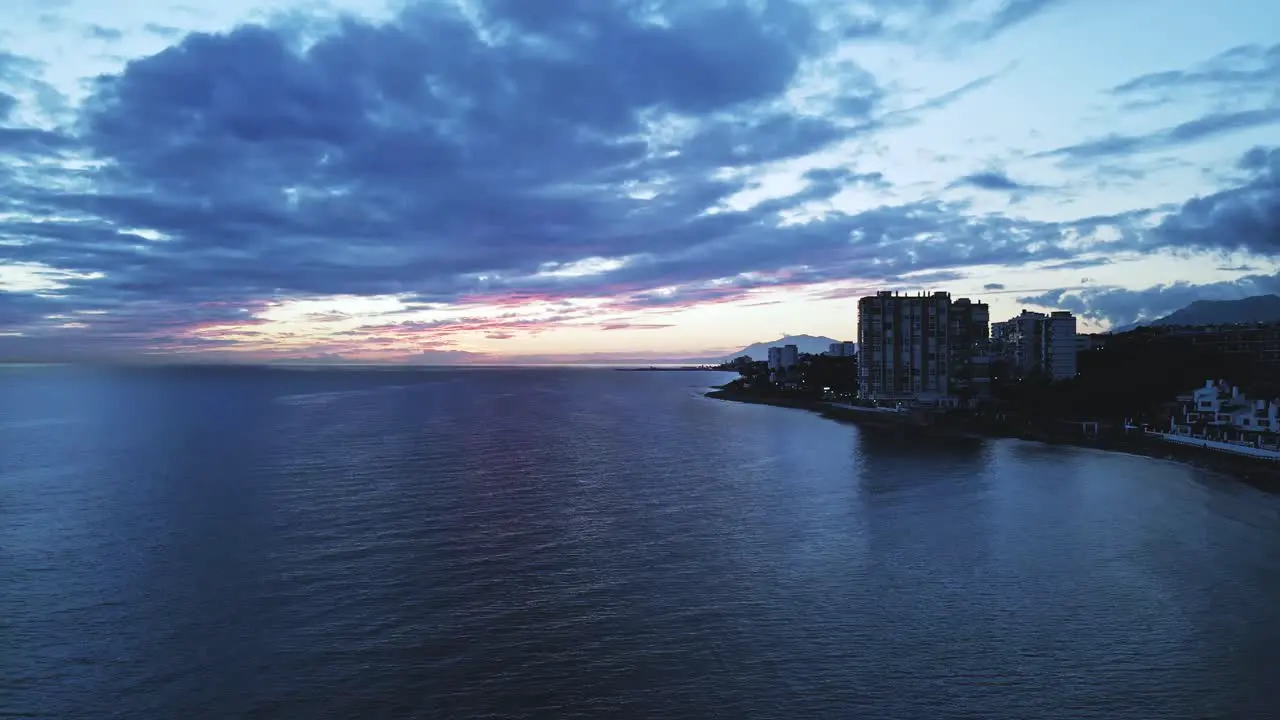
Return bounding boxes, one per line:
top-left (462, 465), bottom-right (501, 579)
top-left (949, 298), bottom-right (991, 400)
top-left (857, 291), bottom-right (991, 404)
top-left (992, 310), bottom-right (1078, 381)
top-left (857, 292), bottom-right (943, 402)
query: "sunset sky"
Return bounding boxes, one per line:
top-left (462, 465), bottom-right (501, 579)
top-left (1, 0), bottom-right (1277, 363)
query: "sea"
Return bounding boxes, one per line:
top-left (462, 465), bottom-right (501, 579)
top-left (2, 365), bottom-right (1278, 719)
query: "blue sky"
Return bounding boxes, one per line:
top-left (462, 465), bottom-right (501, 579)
top-left (1, 0), bottom-right (1277, 363)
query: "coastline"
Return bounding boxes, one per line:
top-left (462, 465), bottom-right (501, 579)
top-left (706, 387), bottom-right (1280, 488)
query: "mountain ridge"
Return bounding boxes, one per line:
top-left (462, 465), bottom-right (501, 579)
top-left (728, 334), bottom-right (846, 361)
top-left (1130, 294), bottom-right (1280, 329)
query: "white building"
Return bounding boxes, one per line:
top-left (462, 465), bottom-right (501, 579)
top-left (992, 310), bottom-right (1077, 381)
top-left (1180, 380), bottom-right (1280, 434)
top-left (827, 341), bottom-right (857, 357)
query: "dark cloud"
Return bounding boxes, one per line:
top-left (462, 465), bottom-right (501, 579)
top-left (983, 283), bottom-right (1005, 291)
top-left (1147, 146), bottom-right (1278, 255)
top-left (143, 23), bottom-right (185, 39)
top-left (0, 127), bottom-right (74, 155)
top-left (977, 0), bottom-right (1068, 40)
top-left (0, 50), bottom-right (70, 124)
top-left (907, 70), bottom-right (1002, 112)
top-left (1019, 271), bottom-right (1280, 328)
top-left (1036, 107), bottom-right (1280, 164)
top-left (1039, 44), bottom-right (1280, 163)
top-left (397, 348), bottom-right (488, 365)
top-left (1109, 43), bottom-right (1280, 99)
top-left (1240, 146), bottom-right (1273, 171)
top-left (949, 170), bottom-right (1041, 193)
top-left (878, 67), bottom-right (1011, 131)
top-left (802, 167), bottom-right (889, 192)
top-left (1036, 257), bottom-right (1113, 271)
top-left (599, 322), bottom-right (676, 331)
top-left (0, 0), bottom-right (1165, 360)
top-left (863, 0), bottom-right (1065, 42)
top-left (0, 1), bottom-right (844, 333)
top-left (85, 24), bottom-right (124, 41)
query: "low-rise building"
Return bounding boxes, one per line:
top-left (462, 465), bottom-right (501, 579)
top-left (767, 344), bottom-right (799, 382)
top-left (1175, 379), bottom-right (1280, 435)
top-left (1076, 333), bottom-right (1107, 352)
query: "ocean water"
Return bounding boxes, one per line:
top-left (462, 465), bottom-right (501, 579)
top-left (2, 365), bottom-right (1278, 719)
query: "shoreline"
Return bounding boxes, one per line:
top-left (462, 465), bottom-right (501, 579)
top-left (706, 388), bottom-right (1280, 488)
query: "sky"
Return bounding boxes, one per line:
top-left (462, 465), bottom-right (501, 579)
top-left (0, 0), bottom-right (1278, 364)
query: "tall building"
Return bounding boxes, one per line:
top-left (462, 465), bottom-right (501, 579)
top-left (857, 291), bottom-right (952, 402)
top-left (992, 310), bottom-right (1078, 381)
top-left (949, 298), bottom-right (991, 401)
top-left (857, 291), bottom-right (991, 404)
top-left (827, 341), bottom-right (857, 357)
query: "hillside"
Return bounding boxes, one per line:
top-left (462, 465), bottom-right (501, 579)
top-left (729, 334), bottom-right (845, 361)
top-left (1148, 294), bottom-right (1280, 327)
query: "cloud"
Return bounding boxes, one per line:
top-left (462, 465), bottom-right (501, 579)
top-left (1036, 108), bottom-right (1280, 163)
top-left (1036, 257), bottom-right (1113, 271)
top-left (983, 283), bottom-right (1006, 291)
top-left (1018, 270), bottom-right (1280, 328)
top-left (879, 66), bottom-right (1012, 127)
top-left (802, 166), bottom-right (890, 193)
top-left (1036, 44), bottom-right (1280, 164)
top-left (0, 0), bottom-right (1224, 361)
top-left (0, 50), bottom-right (70, 127)
top-left (143, 24), bottom-right (185, 40)
top-left (949, 170), bottom-right (1041, 193)
top-left (0, 127), bottom-right (74, 155)
top-left (598, 322), bottom-right (676, 331)
top-left (0, 92), bottom-right (17, 121)
top-left (976, 0), bottom-right (1069, 40)
top-left (0, 2), bottom-right (842, 338)
top-left (85, 25), bottom-right (124, 42)
top-left (396, 348), bottom-right (489, 365)
top-left (862, 0), bottom-right (1067, 43)
top-left (6, 0), bottom-right (1107, 357)
top-left (1147, 146), bottom-right (1279, 255)
top-left (1109, 43), bottom-right (1280, 100)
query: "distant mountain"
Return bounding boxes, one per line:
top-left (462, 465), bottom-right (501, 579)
top-left (729, 334), bottom-right (845, 361)
top-left (1145, 294), bottom-right (1280, 328)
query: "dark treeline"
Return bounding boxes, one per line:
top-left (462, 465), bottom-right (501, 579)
top-left (993, 330), bottom-right (1275, 422)
top-left (726, 355), bottom-right (858, 400)
top-left (724, 328), bottom-right (1277, 425)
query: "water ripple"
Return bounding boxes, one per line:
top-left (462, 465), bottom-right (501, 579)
top-left (2, 368), bottom-right (1279, 719)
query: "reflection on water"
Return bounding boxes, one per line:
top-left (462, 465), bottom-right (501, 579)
top-left (2, 366), bottom-right (1279, 719)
